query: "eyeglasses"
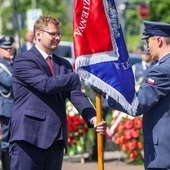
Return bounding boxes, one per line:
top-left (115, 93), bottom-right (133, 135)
top-left (40, 30), bottom-right (63, 39)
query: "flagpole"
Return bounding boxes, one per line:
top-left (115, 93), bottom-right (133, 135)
top-left (96, 93), bottom-right (104, 170)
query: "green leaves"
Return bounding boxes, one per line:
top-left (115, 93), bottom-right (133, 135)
top-left (67, 137), bottom-right (85, 157)
top-left (0, 0), bottom-right (72, 40)
top-left (68, 144), bottom-right (76, 157)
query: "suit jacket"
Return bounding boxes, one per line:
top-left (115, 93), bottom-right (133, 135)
top-left (9, 45), bottom-right (96, 149)
top-left (0, 58), bottom-right (13, 118)
top-left (108, 54), bottom-right (170, 169)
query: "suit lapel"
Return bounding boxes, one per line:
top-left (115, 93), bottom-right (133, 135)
top-left (31, 45), bottom-right (53, 76)
top-left (52, 54), bottom-right (60, 76)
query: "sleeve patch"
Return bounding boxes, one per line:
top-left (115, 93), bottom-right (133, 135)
top-left (147, 78), bottom-right (155, 85)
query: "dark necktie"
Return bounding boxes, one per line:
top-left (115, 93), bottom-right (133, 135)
top-left (46, 56), bottom-right (61, 140)
top-left (46, 56), bottom-right (54, 75)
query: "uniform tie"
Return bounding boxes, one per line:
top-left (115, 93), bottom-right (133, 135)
top-left (46, 56), bottom-right (54, 75)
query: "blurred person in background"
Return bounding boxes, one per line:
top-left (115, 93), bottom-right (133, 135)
top-left (21, 31), bottom-right (34, 52)
top-left (132, 44), bottom-right (155, 86)
top-left (0, 36), bottom-right (15, 170)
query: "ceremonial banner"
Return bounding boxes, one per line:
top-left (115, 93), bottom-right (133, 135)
top-left (73, 0), bottom-right (138, 115)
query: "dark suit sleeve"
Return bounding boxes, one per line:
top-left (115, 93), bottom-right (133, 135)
top-left (13, 52), bottom-right (81, 94)
top-left (69, 89), bottom-right (96, 127)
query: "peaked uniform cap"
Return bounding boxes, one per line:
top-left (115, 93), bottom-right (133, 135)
top-left (142, 20), bottom-right (170, 39)
top-left (0, 36), bottom-right (14, 48)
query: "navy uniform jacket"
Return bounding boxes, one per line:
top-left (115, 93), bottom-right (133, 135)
top-left (9, 45), bottom-right (96, 149)
top-left (0, 57), bottom-right (13, 118)
top-left (108, 54), bottom-right (170, 169)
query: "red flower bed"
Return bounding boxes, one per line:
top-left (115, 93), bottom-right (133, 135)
top-left (66, 101), bottom-right (89, 157)
top-left (112, 116), bottom-right (144, 164)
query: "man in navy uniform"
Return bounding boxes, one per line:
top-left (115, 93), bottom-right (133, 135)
top-left (106, 20), bottom-right (170, 170)
top-left (0, 36), bottom-right (15, 170)
top-left (132, 44), bottom-right (155, 86)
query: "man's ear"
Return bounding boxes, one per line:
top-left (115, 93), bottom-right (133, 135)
top-left (156, 36), bottom-right (163, 47)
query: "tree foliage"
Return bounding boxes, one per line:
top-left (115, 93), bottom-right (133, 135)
top-left (0, 0), bottom-right (72, 41)
top-left (2, 0), bottom-right (170, 47)
top-left (123, 0), bottom-right (170, 50)
top-left (148, 0), bottom-right (170, 23)
top-left (125, 0), bottom-right (170, 36)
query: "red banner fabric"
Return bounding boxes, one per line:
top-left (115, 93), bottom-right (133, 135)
top-left (73, 0), bottom-right (113, 58)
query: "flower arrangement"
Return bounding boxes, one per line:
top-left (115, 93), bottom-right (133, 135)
top-left (106, 111), bottom-right (144, 165)
top-left (66, 100), bottom-right (89, 157)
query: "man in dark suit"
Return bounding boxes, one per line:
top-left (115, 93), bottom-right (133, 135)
top-left (0, 36), bottom-right (15, 170)
top-left (108, 20), bottom-right (170, 170)
top-left (9, 16), bottom-right (106, 170)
